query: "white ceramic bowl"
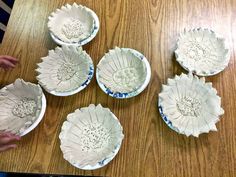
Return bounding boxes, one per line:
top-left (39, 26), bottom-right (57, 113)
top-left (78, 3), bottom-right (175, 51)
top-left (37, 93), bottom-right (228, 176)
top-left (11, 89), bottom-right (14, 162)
top-left (158, 73), bottom-right (224, 137)
top-left (96, 47), bottom-right (151, 99)
top-left (48, 3), bottom-right (99, 46)
top-left (175, 28), bottom-right (230, 76)
top-left (59, 104), bottom-right (124, 170)
top-left (36, 46), bottom-right (94, 96)
top-left (0, 79), bottom-right (46, 136)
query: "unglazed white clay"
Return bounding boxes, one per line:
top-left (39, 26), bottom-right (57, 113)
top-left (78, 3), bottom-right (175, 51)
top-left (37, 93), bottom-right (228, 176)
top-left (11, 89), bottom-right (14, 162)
top-left (159, 73), bottom-right (224, 137)
top-left (0, 79), bottom-right (43, 135)
top-left (61, 18), bottom-right (85, 39)
top-left (97, 47), bottom-right (147, 93)
top-left (48, 3), bottom-right (95, 43)
top-left (12, 98), bottom-right (37, 118)
top-left (59, 104), bottom-right (124, 169)
top-left (36, 46), bottom-right (93, 95)
top-left (175, 28), bottom-right (230, 76)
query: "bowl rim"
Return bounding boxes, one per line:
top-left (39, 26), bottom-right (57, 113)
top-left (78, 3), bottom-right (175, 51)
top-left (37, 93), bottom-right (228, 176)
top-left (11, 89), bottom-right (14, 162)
top-left (48, 4), bottom-right (100, 46)
top-left (96, 48), bottom-right (151, 99)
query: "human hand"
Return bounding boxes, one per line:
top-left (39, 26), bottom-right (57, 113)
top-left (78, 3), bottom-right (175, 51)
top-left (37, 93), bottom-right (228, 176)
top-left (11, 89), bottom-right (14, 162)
top-left (0, 55), bottom-right (18, 70)
top-left (0, 132), bottom-right (21, 152)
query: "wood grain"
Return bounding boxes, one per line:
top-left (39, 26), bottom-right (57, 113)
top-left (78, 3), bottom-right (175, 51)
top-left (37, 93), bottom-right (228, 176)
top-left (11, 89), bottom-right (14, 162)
top-left (0, 0), bottom-right (235, 176)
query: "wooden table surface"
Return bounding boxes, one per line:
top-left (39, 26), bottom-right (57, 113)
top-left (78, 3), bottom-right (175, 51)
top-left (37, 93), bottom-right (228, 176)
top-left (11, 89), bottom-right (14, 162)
top-left (0, 0), bottom-right (236, 176)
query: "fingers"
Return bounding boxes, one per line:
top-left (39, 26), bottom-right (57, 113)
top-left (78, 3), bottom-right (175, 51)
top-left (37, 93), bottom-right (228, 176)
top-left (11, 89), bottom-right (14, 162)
top-left (0, 55), bottom-right (18, 70)
top-left (0, 132), bottom-right (21, 139)
top-left (0, 131), bottom-right (17, 137)
top-left (0, 64), bottom-right (12, 70)
top-left (0, 132), bottom-right (20, 153)
top-left (0, 135), bottom-right (21, 145)
top-left (0, 58), bottom-right (17, 69)
top-left (0, 55), bottom-right (18, 62)
top-left (0, 144), bottom-right (17, 152)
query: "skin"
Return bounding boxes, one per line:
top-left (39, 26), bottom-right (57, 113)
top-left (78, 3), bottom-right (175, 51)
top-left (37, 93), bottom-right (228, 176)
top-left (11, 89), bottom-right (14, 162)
top-left (0, 132), bottom-right (21, 152)
top-left (0, 55), bottom-right (18, 70)
top-left (0, 55), bottom-right (20, 152)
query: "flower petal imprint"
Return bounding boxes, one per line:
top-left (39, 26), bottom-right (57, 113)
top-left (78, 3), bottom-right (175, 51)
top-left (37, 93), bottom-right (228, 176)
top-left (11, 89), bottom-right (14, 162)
top-left (36, 46), bottom-right (94, 96)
